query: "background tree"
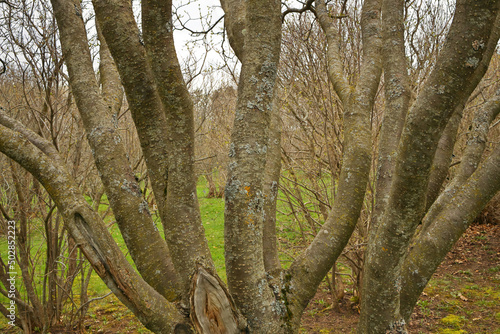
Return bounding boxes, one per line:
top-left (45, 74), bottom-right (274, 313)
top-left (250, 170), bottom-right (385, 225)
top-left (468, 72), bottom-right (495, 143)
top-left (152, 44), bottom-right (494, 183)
top-left (193, 82), bottom-right (237, 199)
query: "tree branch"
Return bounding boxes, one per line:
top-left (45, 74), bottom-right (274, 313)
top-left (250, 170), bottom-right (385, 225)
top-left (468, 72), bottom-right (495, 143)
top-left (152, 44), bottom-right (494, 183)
top-left (0, 107), bottom-right (65, 167)
top-left (286, 0), bottom-right (382, 328)
top-left (281, 0), bottom-right (315, 22)
top-left (425, 12), bottom-right (500, 211)
top-left (219, 0), bottom-right (246, 60)
top-left (422, 90), bottom-right (500, 232)
top-left (52, 0), bottom-right (180, 301)
top-left (223, 0), bottom-right (283, 331)
top-left (372, 0), bottom-right (411, 235)
top-left (314, 0), bottom-right (351, 105)
top-left (0, 59), bottom-right (5, 75)
top-left (174, 13), bottom-right (225, 35)
top-left (0, 123), bottom-right (187, 333)
top-left (141, 0), bottom-right (215, 298)
top-left (400, 138), bottom-right (500, 321)
top-left (360, 0), bottom-right (500, 331)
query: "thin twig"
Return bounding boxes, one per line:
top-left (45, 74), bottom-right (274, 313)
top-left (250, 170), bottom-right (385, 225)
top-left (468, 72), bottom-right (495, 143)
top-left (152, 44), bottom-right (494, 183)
top-left (175, 13), bottom-right (224, 36)
top-left (74, 292), bottom-right (113, 316)
top-left (195, 155), bottom-right (216, 163)
top-left (0, 59), bottom-right (6, 75)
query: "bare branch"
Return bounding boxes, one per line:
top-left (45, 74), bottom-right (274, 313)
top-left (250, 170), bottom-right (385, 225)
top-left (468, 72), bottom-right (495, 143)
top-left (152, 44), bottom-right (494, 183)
top-left (174, 13), bottom-right (225, 35)
top-left (281, 0), bottom-right (315, 22)
top-left (0, 59), bottom-right (5, 75)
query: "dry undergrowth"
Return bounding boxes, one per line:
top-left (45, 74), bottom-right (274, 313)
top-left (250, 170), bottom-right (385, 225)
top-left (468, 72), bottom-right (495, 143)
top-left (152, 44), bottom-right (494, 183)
top-left (1, 225), bottom-right (498, 334)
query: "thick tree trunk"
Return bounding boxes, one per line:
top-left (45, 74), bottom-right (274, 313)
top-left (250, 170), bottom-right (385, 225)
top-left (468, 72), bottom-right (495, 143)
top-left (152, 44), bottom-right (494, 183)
top-left (219, 0), bottom-right (245, 60)
top-left (424, 11), bottom-right (500, 211)
top-left (422, 93), bottom-right (500, 230)
top-left (285, 0), bottom-right (382, 330)
top-left (92, 0), bottom-right (214, 303)
top-left (51, 0), bottom-right (180, 301)
top-left (91, 0), bottom-right (171, 234)
top-left (141, 0), bottom-right (215, 298)
top-left (263, 98), bottom-right (282, 274)
top-left (359, 1), bottom-right (500, 332)
top-left (5, 0), bottom-right (500, 333)
top-left (0, 124), bottom-right (189, 333)
top-left (223, 0), bottom-right (283, 332)
top-left (372, 0), bottom-right (410, 234)
top-left (400, 141), bottom-right (500, 321)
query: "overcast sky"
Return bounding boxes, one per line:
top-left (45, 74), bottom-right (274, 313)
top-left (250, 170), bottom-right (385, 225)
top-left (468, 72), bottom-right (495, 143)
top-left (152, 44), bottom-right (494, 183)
top-left (171, 0), bottom-right (235, 89)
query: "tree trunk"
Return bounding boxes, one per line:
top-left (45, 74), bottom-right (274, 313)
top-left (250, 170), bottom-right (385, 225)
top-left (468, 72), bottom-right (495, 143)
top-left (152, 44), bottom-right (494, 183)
top-left (223, 0), bottom-right (283, 331)
top-left (0, 124), bottom-right (189, 333)
top-left (360, 1), bottom-right (500, 332)
top-left (51, 0), bottom-right (180, 301)
top-left (263, 98), bottom-right (282, 274)
top-left (285, 0), bottom-right (382, 330)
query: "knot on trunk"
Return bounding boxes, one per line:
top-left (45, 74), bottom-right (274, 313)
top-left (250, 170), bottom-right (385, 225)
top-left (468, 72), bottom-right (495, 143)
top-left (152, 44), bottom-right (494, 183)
top-left (190, 267), bottom-right (247, 334)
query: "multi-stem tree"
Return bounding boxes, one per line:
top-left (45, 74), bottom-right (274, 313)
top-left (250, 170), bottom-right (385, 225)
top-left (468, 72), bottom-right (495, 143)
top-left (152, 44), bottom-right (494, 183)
top-left (1, 0), bottom-right (500, 333)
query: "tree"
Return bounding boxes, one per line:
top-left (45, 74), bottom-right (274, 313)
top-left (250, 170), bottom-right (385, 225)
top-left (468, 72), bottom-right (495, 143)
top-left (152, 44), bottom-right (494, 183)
top-left (1, 0), bottom-right (499, 333)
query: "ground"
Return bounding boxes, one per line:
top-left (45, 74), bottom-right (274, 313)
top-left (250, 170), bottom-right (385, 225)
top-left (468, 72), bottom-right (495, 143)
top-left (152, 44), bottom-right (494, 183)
top-left (300, 224), bottom-right (500, 334)
top-left (1, 224), bottom-right (499, 333)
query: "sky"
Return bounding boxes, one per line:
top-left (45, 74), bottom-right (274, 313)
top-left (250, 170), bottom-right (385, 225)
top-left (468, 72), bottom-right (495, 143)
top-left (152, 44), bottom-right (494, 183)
top-left (0, 0), bottom-right (306, 90)
top-left (171, 0), bottom-right (236, 89)
top-left (79, 0), bottom-right (234, 89)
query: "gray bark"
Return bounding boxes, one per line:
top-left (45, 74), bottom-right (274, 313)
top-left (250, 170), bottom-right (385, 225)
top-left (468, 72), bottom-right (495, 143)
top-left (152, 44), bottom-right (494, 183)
top-left (400, 139), bottom-right (500, 321)
top-left (422, 92), bottom-right (500, 231)
top-left (425, 107), bottom-right (464, 210)
top-left (223, 0), bottom-right (283, 331)
top-left (285, 0), bottom-right (382, 330)
top-left (2, 0), bottom-right (500, 333)
top-left (142, 0), bottom-right (215, 297)
top-left (0, 124), bottom-right (188, 333)
top-left (359, 0), bottom-right (500, 332)
top-left (263, 98), bottom-right (282, 274)
top-left (51, 0), bottom-right (180, 301)
top-left (372, 0), bottom-right (410, 235)
top-left (424, 11), bottom-right (500, 210)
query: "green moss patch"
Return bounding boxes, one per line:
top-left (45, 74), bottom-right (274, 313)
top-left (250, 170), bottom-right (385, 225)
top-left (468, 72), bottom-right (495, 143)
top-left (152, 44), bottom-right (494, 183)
top-left (440, 314), bottom-right (466, 329)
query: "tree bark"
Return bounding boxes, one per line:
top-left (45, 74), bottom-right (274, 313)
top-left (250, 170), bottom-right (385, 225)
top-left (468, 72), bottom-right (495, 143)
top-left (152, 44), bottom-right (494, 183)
top-left (424, 11), bottom-right (500, 210)
top-left (400, 140), bottom-right (500, 321)
top-left (223, 0), bottom-right (283, 332)
top-left (425, 106), bottom-right (463, 210)
top-left (91, 0), bottom-right (171, 234)
top-left (92, 0), bottom-right (214, 301)
top-left (422, 92), bottom-right (500, 231)
top-left (0, 124), bottom-right (189, 333)
top-left (263, 98), bottom-right (282, 274)
top-left (142, 0), bottom-right (215, 297)
top-left (359, 0), bottom-right (500, 332)
top-left (219, 0), bottom-right (246, 60)
top-left (372, 0), bottom-right (410, 234)
top-left (51, 0), bottom-right (180, 301)
top-left (285, 0), bottom-right (382, 330)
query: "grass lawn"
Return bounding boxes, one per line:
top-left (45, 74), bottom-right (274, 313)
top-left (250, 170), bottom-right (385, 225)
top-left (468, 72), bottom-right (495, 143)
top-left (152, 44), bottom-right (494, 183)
top-left (2, 178), bottom-right (498, 333)
top-left (197, 180), bottom-right (226, 282)
top-left (0, 177), bottom-right (228, 333)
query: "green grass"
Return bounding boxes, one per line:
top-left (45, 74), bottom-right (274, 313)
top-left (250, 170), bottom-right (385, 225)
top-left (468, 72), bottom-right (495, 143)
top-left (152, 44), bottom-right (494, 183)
top-left (197, 177), bottom-right (226, 282)
top-left (0, 216), bottom-right (48, 306)
top-left (3, 177), bottom-right (499, 334)
top-left (71, 178), bottom-right (229, 297)
top-left (0, 176), bottom-right (295, 331)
